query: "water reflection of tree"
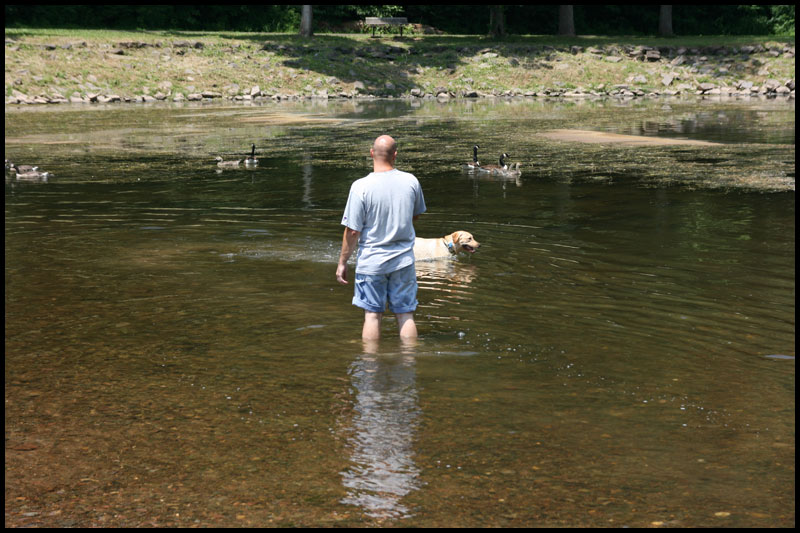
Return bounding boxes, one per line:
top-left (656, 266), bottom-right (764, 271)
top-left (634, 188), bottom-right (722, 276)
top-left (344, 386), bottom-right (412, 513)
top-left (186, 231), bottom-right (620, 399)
top-left (301, 150), bottom-right (315, 209)
top-left (339, 346), bottom-right (421, 519)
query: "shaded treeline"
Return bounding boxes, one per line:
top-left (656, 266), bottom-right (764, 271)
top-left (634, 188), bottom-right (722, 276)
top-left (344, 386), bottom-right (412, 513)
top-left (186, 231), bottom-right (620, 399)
top-left (4, 5), bottom-right (795, 36)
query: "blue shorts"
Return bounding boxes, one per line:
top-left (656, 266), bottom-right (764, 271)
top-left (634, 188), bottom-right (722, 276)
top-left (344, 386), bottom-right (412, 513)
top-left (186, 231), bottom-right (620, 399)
top-left (353, 264), bottom-right (418, 314)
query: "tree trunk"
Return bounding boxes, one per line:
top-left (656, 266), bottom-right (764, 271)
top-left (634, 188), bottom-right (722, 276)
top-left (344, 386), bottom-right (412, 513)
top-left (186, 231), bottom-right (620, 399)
top-left (489, 6), bottom-right (506, 38)
top-left (659, 5), bottom-right (674, 37)
top-left (558, 5), bottom-right (575, 37)
top-left (299, 5), bottom-right (313, 37)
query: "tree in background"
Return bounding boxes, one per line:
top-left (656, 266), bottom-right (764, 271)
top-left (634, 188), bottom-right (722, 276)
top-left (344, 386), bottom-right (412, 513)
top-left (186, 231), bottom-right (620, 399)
top-left (768, 4), bottom-right (795, 35)
top-left (3, 5), bottom-right (795, 36)
top-left (659, 5), bottom-right (673, 37)
top-left (299, 5), bottom-right (313, 37)
top-left (558, 5), bottom-right (575, 37)
top-left (489, 6), bottom-right (505, 38)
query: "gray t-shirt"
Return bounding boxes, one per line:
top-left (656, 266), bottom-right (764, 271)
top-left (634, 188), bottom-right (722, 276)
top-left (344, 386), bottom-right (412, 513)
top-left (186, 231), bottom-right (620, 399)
top-left (341, 169), bottom-right (426, 275)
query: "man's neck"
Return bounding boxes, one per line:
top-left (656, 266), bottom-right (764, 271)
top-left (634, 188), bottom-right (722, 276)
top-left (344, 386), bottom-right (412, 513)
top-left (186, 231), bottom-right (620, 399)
top-left (373, 162), bottom-right (395, 173)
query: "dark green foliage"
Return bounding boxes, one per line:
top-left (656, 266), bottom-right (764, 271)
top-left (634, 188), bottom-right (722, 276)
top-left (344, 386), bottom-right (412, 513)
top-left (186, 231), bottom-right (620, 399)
top-left (3, 5), bottom-right (302, 32)
top-left (4, 5), bottom-right (795, 36)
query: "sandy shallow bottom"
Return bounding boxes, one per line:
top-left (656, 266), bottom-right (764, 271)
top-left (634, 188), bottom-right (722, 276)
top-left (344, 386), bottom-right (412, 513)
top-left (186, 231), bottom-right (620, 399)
top-left (539, 129), bottom-right (723, 146)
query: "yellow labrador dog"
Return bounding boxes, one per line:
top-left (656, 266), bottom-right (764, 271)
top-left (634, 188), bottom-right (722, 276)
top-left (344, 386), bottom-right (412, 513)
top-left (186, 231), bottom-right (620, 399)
top-left (414, 230), bottom-right (481, 261)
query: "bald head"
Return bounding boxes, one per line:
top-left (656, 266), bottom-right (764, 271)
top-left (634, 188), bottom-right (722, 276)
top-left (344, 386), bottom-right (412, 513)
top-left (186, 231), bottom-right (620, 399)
top-left (371, 135), bottom-right (398, 167)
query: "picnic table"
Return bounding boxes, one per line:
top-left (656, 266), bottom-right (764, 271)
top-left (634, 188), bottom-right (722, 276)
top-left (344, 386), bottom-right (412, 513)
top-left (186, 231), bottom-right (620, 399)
top-left (364, 17), bottom-right (409, 37)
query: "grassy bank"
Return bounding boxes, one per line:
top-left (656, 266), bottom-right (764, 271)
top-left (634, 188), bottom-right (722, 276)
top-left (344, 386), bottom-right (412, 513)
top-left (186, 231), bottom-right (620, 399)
top-left (4, 28), bottom-right (796, 103)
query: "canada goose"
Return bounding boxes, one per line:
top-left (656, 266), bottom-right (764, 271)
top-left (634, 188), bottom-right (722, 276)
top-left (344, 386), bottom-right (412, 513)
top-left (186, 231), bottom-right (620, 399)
top-left (215, 156), bottom-right (242, 168)
top-left (495, 161), bottom-right (522, 177)
top-left (479, 153), bottom-right (509, 173)
top-left (15, 170), bottom-right (52, 181)
top-left (6, 162), bottom-right (39, 174)
top-left (245, 144), bottom-right (258, 167)
top-left (7, 161), bottom-right (53, 181)
top-left (463, 144), bottom-right (481, 170)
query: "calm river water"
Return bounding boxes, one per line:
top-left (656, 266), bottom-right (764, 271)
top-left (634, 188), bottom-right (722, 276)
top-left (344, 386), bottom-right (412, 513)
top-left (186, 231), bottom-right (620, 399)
top-left (5, 97), bottom-right (794, 527)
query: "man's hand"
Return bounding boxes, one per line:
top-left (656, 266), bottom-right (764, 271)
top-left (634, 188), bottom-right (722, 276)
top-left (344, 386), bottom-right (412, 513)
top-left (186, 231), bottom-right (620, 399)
top-left (336, 227), bottom-right (360, 285)
top-left (336, 262), bottom-right (349, 285)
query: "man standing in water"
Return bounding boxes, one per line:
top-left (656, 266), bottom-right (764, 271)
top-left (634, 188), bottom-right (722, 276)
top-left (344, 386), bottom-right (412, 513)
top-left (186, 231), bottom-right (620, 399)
top-left (336, 135), bottom-right (426, 340)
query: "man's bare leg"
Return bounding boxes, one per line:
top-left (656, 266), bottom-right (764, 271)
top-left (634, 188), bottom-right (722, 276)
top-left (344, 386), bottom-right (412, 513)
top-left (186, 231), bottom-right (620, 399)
top-left (362, 311), bottom-right (383, 340)
top-left (396, 312), bottom-right (418, 339)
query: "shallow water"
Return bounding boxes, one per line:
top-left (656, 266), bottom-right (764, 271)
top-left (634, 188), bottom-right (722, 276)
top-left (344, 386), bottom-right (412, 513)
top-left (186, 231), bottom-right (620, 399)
top-left (5, 98), bottom-right (795, 527)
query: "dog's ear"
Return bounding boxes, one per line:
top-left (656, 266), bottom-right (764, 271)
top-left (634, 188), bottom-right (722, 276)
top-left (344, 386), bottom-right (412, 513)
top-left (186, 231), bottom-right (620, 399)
top-left (451, 230), bottom-right (463, 243)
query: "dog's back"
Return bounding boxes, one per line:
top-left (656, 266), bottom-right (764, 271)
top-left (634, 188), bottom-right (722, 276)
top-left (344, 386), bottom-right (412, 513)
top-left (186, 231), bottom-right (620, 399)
top-left (414, 231), bottom-right (480, 261)
top-left (413, 237), bottom-right (443, 260)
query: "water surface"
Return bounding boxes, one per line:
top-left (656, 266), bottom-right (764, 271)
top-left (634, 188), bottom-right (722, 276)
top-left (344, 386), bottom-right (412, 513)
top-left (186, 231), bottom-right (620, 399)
top-left (5, 97), bottom-right (795, 527)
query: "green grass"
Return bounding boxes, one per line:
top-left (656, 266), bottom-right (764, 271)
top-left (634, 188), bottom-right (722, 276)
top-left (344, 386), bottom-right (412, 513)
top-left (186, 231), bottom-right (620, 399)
top-left (5, 28), bottom-right (795, 101)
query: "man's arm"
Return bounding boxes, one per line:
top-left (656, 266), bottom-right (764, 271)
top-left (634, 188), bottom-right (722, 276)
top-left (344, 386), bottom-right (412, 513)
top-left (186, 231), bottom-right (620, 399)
top-left (336, 227), bottom-right (360, 285)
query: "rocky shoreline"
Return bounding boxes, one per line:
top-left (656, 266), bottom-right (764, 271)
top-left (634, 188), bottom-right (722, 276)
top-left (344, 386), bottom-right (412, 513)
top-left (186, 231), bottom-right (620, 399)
top-left (5, 35), bottom-right (795, 105)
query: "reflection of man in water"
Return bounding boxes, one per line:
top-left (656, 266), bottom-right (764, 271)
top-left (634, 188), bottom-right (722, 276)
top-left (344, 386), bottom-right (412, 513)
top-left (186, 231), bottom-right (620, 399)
top-left (336, 135), bottom-right (427, 340)
top-left (340, 348), bottom-right (421, 519)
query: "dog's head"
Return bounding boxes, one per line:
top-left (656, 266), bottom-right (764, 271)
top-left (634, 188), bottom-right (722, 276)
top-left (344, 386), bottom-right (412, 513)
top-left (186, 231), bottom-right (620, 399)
top-left (451, 231), bottom-right (480, 254)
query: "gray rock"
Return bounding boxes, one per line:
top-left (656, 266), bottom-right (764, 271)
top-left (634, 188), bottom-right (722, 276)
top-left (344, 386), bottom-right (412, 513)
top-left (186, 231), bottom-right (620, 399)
top-left (671, 55), bottom-right (686, 66)
top-left (645, 49), bottom-right (661, 61)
